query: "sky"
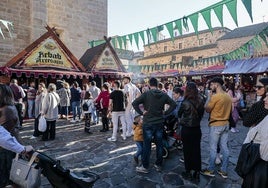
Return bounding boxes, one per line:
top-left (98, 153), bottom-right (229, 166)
top-left (108, 0), bottom-right (268, 51)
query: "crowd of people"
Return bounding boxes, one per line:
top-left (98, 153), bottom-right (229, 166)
top-left (0, 75), bottom-right (267, 187)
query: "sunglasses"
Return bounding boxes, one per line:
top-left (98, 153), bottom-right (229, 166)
top-left (255, 85), bottom-right (264, 90)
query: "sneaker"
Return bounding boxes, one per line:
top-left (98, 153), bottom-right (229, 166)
top-left (133, 156), bottom-right (139, 165)
top-left (230, 128), bottom-right (239, 133)
top-left (121, 134), bottom-right (127, 140)
top-left (107, 137), bottom-right (117, 142)
top-left (154, 164), bottom-right (162, 172)
top-left (200, 169), bottom-right (215, 177)
top-left (126, 133), bottom-right (132, 137)
top-left (30, 135), bottom-right (37, 139)
top-left (136, 165), bottom-right (149, 174)
top-left (77, 119), bottom-right (81, 122)
top-left (70, 119), bottom-right (76, 123)
top-left (179, 157), bottom-right (184, 163)
top-left (217, 170), bottom-right (228, 179)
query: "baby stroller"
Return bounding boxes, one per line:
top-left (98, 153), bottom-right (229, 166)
top-left (162, 115), bottom-right (183, 158)
top-left (32, 151), bottom-right (99, 188)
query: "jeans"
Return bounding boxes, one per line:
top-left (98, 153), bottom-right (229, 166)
top-left (135, 141), bottom-right (143, 159)
top-left (71, 101), bottom-right (81, 120)
top-left (142, 123), bottom-right (164, 169)
top-left (91, 106), bottom-right (99, 123)
top-left (125, 108), bottom-right (135, 135)
top-left (27, 99), bottom-right (35, 118)
top-left (208, 124), bottom-right (229, 172)
top-left (111, 111), bottom-right (127, 138)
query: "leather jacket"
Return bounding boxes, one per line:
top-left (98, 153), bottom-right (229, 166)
top-left (178, 99), bottom-right (204, 128)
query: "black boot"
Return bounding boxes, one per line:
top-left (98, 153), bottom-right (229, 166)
top-left (193, 171), bottom-right (200, 180)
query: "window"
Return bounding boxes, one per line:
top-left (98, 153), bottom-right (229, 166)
top-left (178, 43), bottom-right (182, 49)
top-left (182, 56), bottom-right (194, 67)
top-left (199, 39), bottom-right (203, 45)
top-left (164, 46), bottom-right (167, 52)
top-left (171, 55), bottom-right (176, 61)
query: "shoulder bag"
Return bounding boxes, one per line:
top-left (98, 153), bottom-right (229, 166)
top-left (10, 152), bottom-right (41, 188)
top-left (235, 132), bottom-right (261, 178)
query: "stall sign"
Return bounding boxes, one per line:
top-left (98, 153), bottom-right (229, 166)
top-left (95, 47), bottom-right (118, 70)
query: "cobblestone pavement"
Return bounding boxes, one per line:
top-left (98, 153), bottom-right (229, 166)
top-left (19, 114), bottom-right (247, 188)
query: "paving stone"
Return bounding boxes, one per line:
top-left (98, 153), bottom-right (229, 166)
top-left (18, 118), bottom-right (247, 188)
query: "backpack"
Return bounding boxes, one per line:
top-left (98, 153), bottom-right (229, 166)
top-left (82, 100), bottom-right (89, 111)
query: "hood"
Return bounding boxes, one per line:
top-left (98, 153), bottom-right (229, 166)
top-left (150, 89), bottom-right (164, 98)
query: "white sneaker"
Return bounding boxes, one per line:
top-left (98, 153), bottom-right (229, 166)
top-left (107, 137), bottom-right (117, 142)
top-left (70, 119), bottom-right (77, 123)
top-left (120, 134), bottom-right (127, 140)
top-left (136, 165), bottom-right (149, 173)
top-left (30, 136), bottom-right (37, 139)
top-left (230, 128), bottom-right (239, 133)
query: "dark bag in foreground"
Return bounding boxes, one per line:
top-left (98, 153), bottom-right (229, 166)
top-left (235, 132), bottom-right (261, 178)
top-left (9, 152), bottom-right (41, 188)
top-left (36, 151), bottom-right (99, 188)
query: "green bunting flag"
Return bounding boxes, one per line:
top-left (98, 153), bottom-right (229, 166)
top-left (111, 38), bottom-right (116, 48)
top-left (165, 22), bottom-right (174, 40)
top-left (116, 36), bottom-right (123, 49)
top-left (139, 31), bottom-right (146, 45)
top-left (122, 35), bottom-right (127, 49)
top-left (175, 19), bottom-right (183, 36)
top-left (225, 0), bottom-right (238, 26)
top-left (128, 34), bottom-right (133, 46)
top-left (133, 32), bottom-right (140, 50)
top-left (150, 27), bottom-right (158, 43)
top-left (213, 4), bottom-right (224, 27)
top-left (189, 14), bottom-right (199, 36)
top-left (242, 0), bottom-right (253, 22)
top-left (201, 9), bottom-right (213, 33)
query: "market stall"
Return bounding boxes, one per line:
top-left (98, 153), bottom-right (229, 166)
top-left (0, 25), bottom-right (90, 84)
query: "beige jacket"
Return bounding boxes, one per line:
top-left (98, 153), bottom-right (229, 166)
top-left (244, 115), bottom-right (268, 161)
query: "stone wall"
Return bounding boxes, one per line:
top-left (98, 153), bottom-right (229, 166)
top-left (0, 0), bottom-right (107, 66)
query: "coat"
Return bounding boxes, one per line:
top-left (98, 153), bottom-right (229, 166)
top-left (41, 92), bottom-right (60, 121)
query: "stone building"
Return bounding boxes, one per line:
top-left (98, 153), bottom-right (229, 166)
top-left (138, 22), bottom-right (268, 75)
top-left (0, 0), bottom-right (107, 66)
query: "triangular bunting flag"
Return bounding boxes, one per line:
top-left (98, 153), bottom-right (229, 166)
top-left (122, 35), bottom-right (127, 49)
top-left (128, 34), bottom-right (133, 46)
top-left (116, 36), bottom-right (123, 49)
top-left (201, 9), bottom-right (213, 33)
top-left (150, 27), bottom-right (158, 43)
top-left (225, 0), bottom-right (238, 26)
top-left (139, 31), bottom-right (146, 45)
top-left (111, 38), bottom-right (116, 48)
top-left (242, 0), bottom-right (253, 22)
top-left (213, 4), bottom-right (224, 27)
top-left (189, 13), bottom-right (199, 35)
top-left (175, 19), bottom-right (183, 35)
top-left (165, 22), bottom-right (174, 40)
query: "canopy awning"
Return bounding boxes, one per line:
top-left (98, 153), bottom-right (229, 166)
top-left (222, 57), bottom-right (268, 74)
top-left (0, 67), bottom-right (90, 79)
top-left (91, 70), bottom-right (132, 78)
top-left (187, 65), bottom-right (225, 76)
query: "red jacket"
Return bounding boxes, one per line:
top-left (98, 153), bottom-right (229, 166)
top-left (96, 90), bottom-right (110, 108)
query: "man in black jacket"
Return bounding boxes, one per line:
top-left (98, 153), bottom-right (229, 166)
top-left (132, 77), bottom-right (176, 173)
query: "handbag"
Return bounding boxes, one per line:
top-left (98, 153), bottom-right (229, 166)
top-left (235, 132), bottom-right (261, 178)
top-left (38, 115), bottom-right (47, 132)
top-left (10, 152), bottom-right (41, 188)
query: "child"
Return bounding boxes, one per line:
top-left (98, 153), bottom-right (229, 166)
top-left (83, 91), bottom-right (94, 134)
top-left (133, 115), bottom-right (143, 165)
